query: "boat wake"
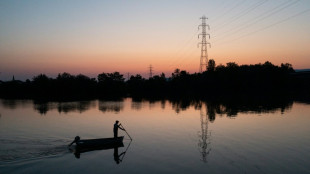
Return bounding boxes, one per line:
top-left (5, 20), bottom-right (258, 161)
top-left (0, 138), bottom-right (70, 164)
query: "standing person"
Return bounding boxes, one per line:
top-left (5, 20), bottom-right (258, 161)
top-left (113, 120), bottom-right (125, 138)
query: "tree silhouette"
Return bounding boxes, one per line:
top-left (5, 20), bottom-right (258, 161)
top-left (97, 72), bottom-right (125, 98)
top-left (207, 59), bottom-right (216, 72)
top-left (0, 60), bottom-right (309, 101)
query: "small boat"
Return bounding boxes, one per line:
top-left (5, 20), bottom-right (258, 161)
top-left (76, 136), bottom-right (124, 148)
top-left (68, 136), bottom-right (125, 159)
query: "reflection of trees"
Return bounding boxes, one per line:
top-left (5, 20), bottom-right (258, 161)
top-left (1, 100), bottom-right (18, 109)
top-left (3, 99), bottom-right (125, 114)
top-left (57, 101), bottom-right (95, 113)
top-left (214, 99), bottom-right (293, 117)
top-left (206, 103), bottom-right (217, 122)
top-left (170, 99), bottom-right (192, 114)
top-left (148, 100), bottom-right (156, 110)
top-left (131, 101), bottom-right (142, 110)
top-left (33, 102), bottom-right (54, 115)
top-left (131, 99), bottom-right (166, 111)
top-left (33, 101), bottom-right (96, 115)
top-left (160, 100), bottom-right (166, 109)
top-left (1, 100), bottom-right (31, 110)
top-left (98, 100), bottom-right (124, 113)
top-left (194, 98), bottom-right (293, 162)
top-left (169, 97), bottom-right (293, 120)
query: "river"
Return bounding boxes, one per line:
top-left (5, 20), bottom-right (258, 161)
top-left (0, 98), bottom-right (309, 174)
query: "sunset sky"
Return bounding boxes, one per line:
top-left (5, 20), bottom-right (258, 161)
top-left (1, 0), bottom-right (310, 80)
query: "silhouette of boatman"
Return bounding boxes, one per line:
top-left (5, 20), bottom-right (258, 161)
top-left (113, 120), bottom-right (125, 138)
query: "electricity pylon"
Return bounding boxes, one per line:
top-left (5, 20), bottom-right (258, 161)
top-left (149, 65), bottom-right (153, 78)
top-left (198, 15), bottom-right (211, 73)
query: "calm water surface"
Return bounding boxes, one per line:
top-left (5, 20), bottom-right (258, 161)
top-left (0, 98), bottom-right (309, 174)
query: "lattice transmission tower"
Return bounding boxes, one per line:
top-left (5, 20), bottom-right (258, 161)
top-left (149, 64), bottom-right (153, 78)
top-left (198, 16), bottom-right (211, 73)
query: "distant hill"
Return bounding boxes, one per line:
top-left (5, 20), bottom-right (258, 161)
top-left (295, 69), bottom-right (310, 72)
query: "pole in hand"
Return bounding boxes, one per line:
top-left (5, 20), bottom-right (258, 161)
top-left (120, 124), bottom-right (132, 140)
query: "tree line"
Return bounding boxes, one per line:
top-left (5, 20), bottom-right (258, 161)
top-left (0, 60), bottom-right (309, 100)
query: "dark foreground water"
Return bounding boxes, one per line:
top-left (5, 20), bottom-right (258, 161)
top-left (0, 98), bottom-right (309, 174)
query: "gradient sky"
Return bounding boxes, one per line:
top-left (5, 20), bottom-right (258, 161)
top-left (1, 0), bottom-right (310, 80)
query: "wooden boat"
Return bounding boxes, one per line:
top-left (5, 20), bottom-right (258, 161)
top-left (70, 137), bottom-right (124, 158)
top-left (75, 136), bottom-right (124, 148)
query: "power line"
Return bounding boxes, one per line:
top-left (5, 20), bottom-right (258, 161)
top-left (212, 0), bottom-right (268, 31)
top-left (217, 8), bottom-right (310, 46)
top-left (167, 29), bottom-right (199, 69)
top-left (210, 0), bottom-right (246, 25)
top-left (169, 42), bottom-right (197, 70)
top-left (208, 0), bottom-right (237, 21)
top-left (166, 1), bottom-right (232, 71)
top-left (168, 1), bottom-right (251, 72)
top-left (213, 0), bottom-right (300, 43)
top-left (175, 47), bottom-right (198, 71)
top-left (167, 1), bottom-right (307, 73)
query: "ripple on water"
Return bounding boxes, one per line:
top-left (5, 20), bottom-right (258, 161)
top-left (0, 138), bottom-right (70, 163)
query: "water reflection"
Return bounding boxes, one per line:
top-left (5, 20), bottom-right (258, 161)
top-left (0, 99), bottom-right (31, 109)
top-left (0, 98), bottom-right (294, 117)
top-left (198, 102), bottom-right (211, 162)
top-left (1, 98), bottom-right (309, 173)
top-left (114, 146), bottom-right (125, 164)
top-left (98, 100), bottom-right (124, 113)
top-left (57, 101), bottom-right (96, 114)
top-left (171, 99), bottom-right (193, 113)
top-left (170, 98), bottom-right (293, 121)
top-left (160, 100), bottom-right (166, 109)
top-left (33, 102), bottom-right (51, 114)
top-left (71, 140), bottom-right (132, 165)
top-left (131, 101), bottom-right (142, 110)
top-left (72, 142), bottom-right (124, 159)
top-left (32, 101), bottom-right (97, 114)
top-left (191, 98), bottom-right (292, 162)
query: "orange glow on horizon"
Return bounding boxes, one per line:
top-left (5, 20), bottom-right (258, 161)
top-left (1, 1), bottom-right (309, 80)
